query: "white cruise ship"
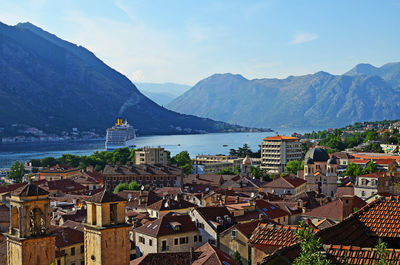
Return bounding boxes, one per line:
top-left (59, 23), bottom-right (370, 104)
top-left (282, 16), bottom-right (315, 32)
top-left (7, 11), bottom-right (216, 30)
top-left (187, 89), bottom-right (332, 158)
top-left (105, 118), bottom-right (136, 151)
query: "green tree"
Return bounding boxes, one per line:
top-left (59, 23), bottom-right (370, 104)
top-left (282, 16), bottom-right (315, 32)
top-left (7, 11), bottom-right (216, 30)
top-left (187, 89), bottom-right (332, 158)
top-left (112, 148), bottom-right (131, 164)
top-left (215, 168), bottom-right (238, 175)
top-left (128, 181), bottom-right (141, 190)
top-left (285, 160), bottom-right (304, 175)
top-left (40, 157), bottom-right (57, 167)
top-left (9, 161), bottom-right (25, 183)
top-left (170, 151), bottom-right (193, 175)
top-left (113, 181), bottom-right (141, 193)
top-left (29, 158), bottom-right (41, 167)
top-left (375, 238), bottom-right (392, 265)
top-left (293, 222), bottom-right (330, 265)
top-left (233, 250), bottom-right (243, 265)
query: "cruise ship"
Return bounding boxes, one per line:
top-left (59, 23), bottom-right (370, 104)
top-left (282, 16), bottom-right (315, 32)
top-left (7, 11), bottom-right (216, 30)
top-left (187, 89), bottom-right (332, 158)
top-left (105, 118), bottom-right (136, 151)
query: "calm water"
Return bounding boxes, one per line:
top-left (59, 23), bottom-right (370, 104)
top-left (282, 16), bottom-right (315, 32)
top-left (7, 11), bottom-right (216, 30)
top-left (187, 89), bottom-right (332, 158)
top-left (0, 129), bottom-right (314, 169)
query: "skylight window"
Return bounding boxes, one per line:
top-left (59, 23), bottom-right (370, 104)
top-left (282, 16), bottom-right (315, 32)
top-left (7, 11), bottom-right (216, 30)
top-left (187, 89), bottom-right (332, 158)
top-left (263, 208), bottom-right (268, 212)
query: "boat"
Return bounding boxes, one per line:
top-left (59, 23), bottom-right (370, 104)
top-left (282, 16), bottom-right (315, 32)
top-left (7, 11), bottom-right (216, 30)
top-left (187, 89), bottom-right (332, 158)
top-left (105, 118), bottom-right (136, 151)
top-left (223, 144), bottom-right (228, 147)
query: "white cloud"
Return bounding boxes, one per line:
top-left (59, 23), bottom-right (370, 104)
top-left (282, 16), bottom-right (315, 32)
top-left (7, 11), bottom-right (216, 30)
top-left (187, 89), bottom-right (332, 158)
top-left (289, 32), bottom-right (318, 45)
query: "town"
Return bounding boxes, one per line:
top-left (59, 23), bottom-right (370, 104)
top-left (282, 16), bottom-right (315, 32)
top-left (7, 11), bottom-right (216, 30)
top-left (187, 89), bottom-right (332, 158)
top-left (0, 120), bottom-right (400, 265)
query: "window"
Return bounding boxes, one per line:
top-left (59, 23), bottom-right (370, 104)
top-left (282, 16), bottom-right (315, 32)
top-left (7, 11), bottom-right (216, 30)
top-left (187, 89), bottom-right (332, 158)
top-left (139, 236), bottom-right (145, 244)
top-left (81, 261), bottom-right (84, 265)
top-left (194, 235), bottom-right (198, 242)
top-left (149, 239), bottom-right (152, 246)
top-left (80, 245), bottom-right (84, 254)
top-left (199, 235), bottom-right (202, 242)
top-left (231, 230), bottom-right (237, 238)
top-left (57, 260), bottom-right (61, 265)
top-left (71, 247), bottom-right (75, 256)
top-left (71, 263), bottom-right (75, 265)
top-left (361, 191), bottom-right (366, 197)
top-left (174, 238), bottom-right (179, 245)
top-left (180, 237), bottom-right (185, 244)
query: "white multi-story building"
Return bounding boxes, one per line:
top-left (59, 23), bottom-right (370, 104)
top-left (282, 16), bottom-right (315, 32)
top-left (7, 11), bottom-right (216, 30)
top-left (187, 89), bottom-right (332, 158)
top-left (260, 135), bottom-right (302, 173)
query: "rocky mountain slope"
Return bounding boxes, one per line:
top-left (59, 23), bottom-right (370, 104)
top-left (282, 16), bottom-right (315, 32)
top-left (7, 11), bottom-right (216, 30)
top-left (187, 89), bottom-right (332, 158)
top-left (0, 22), bottom-right (245, 136)
top-left (167, 64), bottom-right (400, 129)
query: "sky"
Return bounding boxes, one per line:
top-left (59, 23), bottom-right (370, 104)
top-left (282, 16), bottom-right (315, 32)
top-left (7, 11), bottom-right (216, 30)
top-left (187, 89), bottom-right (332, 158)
top-left (1, 0), bottom-right (400, 86)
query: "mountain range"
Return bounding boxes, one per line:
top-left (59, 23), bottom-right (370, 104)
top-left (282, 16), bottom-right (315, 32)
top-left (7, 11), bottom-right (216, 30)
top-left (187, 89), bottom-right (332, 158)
top-left (167, 62), bottom-right (400, 129)
top-left (0, 22), bottom-right (248, 137)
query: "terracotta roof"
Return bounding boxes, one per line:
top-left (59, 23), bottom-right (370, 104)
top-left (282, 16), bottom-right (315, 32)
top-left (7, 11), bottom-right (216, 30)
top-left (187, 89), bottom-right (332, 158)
top-left (39, 179), bottom-right (86, 193)
top-left (249, 224), bottom-right (300, 247)
top-left (263, 135), bottom-right (299, 141)
top-left (375, 158), bottom-right (396, 165)
top-left (147, 198), bottom-right (196, 211)
top-left (325, 245), bottom-right (400, 265)
top-left (195, 206), bottom-right (236, 233)
top-left (303, 196), bottom-right (366, 220)
top-left (86, 189), bottom-right (125, 203)
top-left (184, 174), bottom-right (225, 186)
top-left (349, 159), bottom-right (369, 164)
top-left (319, 196), bottom-right (400, 247)
top-left (235, 220), bottom-right (260, 238)
top-left (255, 199), bottom-right (289, 220)
top-left (12, 183), bottom-right (49, 197)
top-left (314, 218), bottom-right (336, 230)
top-left (135, 214), bottom-right (197, 237)
top-left (53, 226), bottom-right (83, 248)
top-left (61, 220), bottom-right (84, 232)
top-left (0, 183), bottom-right (27, 194)
top-left (60, 208), bottom-right (86, 223)
top-left (192, 243), bottom-right (238, 265)
top-left (118, 190), bottom-right (162, 209)
top-left (263, 175), bottom-right (307, 189)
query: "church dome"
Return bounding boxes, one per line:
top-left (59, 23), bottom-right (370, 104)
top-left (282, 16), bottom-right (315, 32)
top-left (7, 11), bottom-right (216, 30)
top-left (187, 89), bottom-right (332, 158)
top-left (327, 157), bottom-right (337, 165)
top-left (304, 147), bottom-right (329, 162)
top-left (305, 157), bottom-right (314, 164)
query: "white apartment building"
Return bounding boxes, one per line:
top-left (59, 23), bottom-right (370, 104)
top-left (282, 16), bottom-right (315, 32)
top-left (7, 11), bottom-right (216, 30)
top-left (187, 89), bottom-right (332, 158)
top-left (260, 135), bottom-right (302, 173)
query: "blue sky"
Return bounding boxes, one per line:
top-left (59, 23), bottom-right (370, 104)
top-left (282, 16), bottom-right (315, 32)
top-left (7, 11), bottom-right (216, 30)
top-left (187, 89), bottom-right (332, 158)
top-left (1, 0), bottom-right (400, 85)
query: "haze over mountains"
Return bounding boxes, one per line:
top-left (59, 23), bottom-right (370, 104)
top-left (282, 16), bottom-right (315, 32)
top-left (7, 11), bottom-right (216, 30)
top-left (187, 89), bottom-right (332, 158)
top-left (135, 82), bottom-right (190, 106)
top-left (0, 22), bottom-right (245, 136)
top-left (167, 62), bottom-right (400, 129)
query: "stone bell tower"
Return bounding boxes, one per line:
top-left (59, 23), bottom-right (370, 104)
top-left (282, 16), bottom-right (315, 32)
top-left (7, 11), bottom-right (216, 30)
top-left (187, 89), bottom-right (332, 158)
top-left (84, 189), bottom-right (130, 265)
top-left (6, 183), bottom-right (55, 265)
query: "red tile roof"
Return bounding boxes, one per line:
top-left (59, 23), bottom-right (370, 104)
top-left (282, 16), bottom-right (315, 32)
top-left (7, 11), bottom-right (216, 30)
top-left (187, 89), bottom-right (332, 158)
top-left (263, 135), bottom-right (299, 141)
top-left (255, 199), bottom-right (289, 220)
top-left (134, 214), bottom-right (197, 237)
top-left (235, 220), bottom-right (260, 238)
top-left (147, 198), bottom-right (196, 211)
top-left (325, 245), bottom-right (400, 265)
top-left (319, 196), bottom-right (400, 247)
top-left (52, 226), bottom-right (83, 248)
top-left (375, 158), bottom-right (396, 165)
top-left (249, 224), bottom-right (300, 247)
top-left (193, 243), bottom-right (238, 265)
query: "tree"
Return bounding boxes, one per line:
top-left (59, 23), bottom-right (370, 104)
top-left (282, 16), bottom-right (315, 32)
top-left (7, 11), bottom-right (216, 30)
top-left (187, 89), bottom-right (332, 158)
top-left (233, 250), bottom-right (243, 265)
top-left (170, 151), bottom-right (193, 175)
top-left (285, 160), bottom-right (303, 175)
top-left (29, 158), bottom-right (41, 167)
top-left (215, 168), bottom-right (238, 175)
top-left (40, 157), bottom-right (57, 167)
top-left (9, 161), bottom-right (25, 183)
top-left (375, 239), bottom-right (392, 265)
top-left (112, 148), bottom-right (131, 164)
top-left (293, 222), bottom-right (330, 265)
top-left (113, 181), bottom-right (141, 193)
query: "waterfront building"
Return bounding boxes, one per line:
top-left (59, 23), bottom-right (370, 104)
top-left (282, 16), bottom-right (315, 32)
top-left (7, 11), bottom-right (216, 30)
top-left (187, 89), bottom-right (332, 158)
top-left (192, 155), bottom-right (242, 174)
top-left (135, 146), bottom-right (168, 165)
top-left (38, 164), bottom-right (81, 181)
top-left (260, 135), bottom-right (302, 174)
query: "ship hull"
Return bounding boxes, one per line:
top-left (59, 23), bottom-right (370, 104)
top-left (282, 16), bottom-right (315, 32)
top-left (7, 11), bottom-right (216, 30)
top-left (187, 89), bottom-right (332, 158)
top-left (105, 137), bottom-right (135, 151)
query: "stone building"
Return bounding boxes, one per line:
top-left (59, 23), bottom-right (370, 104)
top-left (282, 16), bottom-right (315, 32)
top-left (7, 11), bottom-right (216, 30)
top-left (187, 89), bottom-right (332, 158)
top-left (102, 164), bottom-right (183, 190)
top-left (134, 214), bottom-right (203, 257)
top-left (6, 183), bottom-right (56, 265)
top-left (260, 135), bottom-right (302, 174)
top-left (303, 147), bottom-right (338, 197)
top-left (84, 189), bottom-right (130, 265)
top-left (354, 172), bottom-right (392, 200)
top-left (38, 164), bottom-right (81, 181)
top-left (135, 147), bottom-right (169, 165)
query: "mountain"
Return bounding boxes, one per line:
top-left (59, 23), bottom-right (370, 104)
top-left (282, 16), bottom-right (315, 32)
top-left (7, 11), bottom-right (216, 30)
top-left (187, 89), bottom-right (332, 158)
top-left (135, 82), bottom-right (190, 106)
top-left (345, 62), bottom-right (400, 89)
top-left (0, 22), bottom-right (246, 136)
top-left (167, 68), bottom-right (400, 129)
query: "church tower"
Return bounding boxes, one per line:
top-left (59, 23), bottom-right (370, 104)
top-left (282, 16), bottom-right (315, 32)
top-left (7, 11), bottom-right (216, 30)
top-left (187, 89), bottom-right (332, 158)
top-left (84, 189), bottom-right (130, 265)
top-left (6, 183), bottom-right (55, 265)
top-left (241, 156), bottom-right (252, 177)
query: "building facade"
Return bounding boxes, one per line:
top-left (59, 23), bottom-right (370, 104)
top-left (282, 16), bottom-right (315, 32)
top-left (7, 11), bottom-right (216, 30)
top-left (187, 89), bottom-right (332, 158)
top-left (135, 147), bottom-right (168, 165)
top-left (103, 164), bottom-right (183, 190)
top-left (260, 136), bottom-right (302, 173)
top-left (303, 148), bottom-right (338, 197)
